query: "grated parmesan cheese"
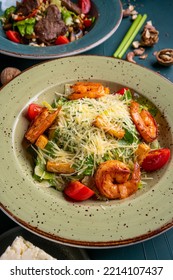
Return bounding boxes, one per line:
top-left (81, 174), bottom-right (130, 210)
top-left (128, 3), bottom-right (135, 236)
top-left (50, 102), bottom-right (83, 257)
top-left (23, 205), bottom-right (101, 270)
top-left (40, 94), bottom-right (139, 180)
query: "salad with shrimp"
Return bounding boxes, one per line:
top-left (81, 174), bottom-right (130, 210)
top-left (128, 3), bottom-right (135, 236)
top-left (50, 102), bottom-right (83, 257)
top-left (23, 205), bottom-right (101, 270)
top-left (0, 0), bottom-right (95, 46)
top-left (24, 82), bottom-right (170, 201)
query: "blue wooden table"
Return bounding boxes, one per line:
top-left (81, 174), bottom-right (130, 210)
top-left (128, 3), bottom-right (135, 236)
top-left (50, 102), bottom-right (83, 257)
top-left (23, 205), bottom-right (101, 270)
top-left (1, 0), bottom-right (173, 259)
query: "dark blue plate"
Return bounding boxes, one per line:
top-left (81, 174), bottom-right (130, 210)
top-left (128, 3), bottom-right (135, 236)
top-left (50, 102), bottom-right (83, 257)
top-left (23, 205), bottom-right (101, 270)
top-left (0, 0), bottom-right (122, 59)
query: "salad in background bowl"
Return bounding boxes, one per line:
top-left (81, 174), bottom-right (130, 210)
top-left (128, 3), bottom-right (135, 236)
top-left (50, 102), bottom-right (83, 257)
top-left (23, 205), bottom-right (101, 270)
top-left (0, 0), bottom-right (96, 46)
top-left (0, 0), bottom-right (123, 59)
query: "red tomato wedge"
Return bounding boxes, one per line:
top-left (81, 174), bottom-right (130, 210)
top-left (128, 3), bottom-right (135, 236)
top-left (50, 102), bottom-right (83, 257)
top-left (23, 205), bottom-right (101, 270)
top-left (64, 181), bottom-right (95, 201)
top-left (6, 30), bottom-right (21, 43)
top-left (116, 87), bottom-right (129, 95)
top-left (83, 18), bottom-right (92, 28)
top-left (141, 148), bottom-right (171, 172)
top-left (13, 9), bottom-right (38, 21)
top-left (55, 36), bottom-right (69, 45)
top-left (78, 0), bottom-right (91, 14)
top-left (27, 103), bottom-right (42, 121)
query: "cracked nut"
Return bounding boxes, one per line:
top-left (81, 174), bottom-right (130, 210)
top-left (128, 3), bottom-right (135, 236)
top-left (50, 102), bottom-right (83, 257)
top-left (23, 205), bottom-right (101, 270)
top-left (140, 22), bottom-right (159, 47)
top-left (155, 49), bottom-right (173, 66)
top-left (126, 52), bottom-right (136, 63)
top-left (123, 5), bottom-right (135, 17)
top-left (133, 47), bottom-right (145, 56)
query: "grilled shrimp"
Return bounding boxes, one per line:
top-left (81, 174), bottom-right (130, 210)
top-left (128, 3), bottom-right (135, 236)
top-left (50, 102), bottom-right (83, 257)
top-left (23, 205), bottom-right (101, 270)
top-left (118, 162), bottom-right (141, 199)
top-left (25, 107), bottom-right (60, 143)
top-left (95, 160), bottom-right (141, 199)
top-left (130, 101), bottom-right (158, 143)
top-left (93, 115), bottom-right (125, 139)
top-left (68, 82), bottom-right (110, 100)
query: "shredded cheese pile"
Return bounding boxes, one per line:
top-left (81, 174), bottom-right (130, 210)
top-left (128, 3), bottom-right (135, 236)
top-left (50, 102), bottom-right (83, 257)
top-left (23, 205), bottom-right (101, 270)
top-left (42, 94), bottom-right (139, 177)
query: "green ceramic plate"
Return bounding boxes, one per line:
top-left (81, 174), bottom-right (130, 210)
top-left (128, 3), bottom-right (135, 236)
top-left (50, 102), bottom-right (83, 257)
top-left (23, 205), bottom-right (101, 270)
top-left (0, 56), bottom-right (173, 248)
top-left (0, 0), bottom-right (122, 59)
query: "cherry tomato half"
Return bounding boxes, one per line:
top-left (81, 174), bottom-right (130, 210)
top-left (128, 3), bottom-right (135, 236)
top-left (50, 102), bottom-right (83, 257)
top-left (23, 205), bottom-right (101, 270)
top-left (78, 0), bottom-right (91, 14)
top-left (141, 148), bottom-right (171, 172)
top-left (55, 35), bottom-right (69, 45)
top-left (27, 103), bottom-right (42, 121)
top-left (6, 30), bottom-right (21, 43)
top-left (64, 181), bottom-right (95, 201)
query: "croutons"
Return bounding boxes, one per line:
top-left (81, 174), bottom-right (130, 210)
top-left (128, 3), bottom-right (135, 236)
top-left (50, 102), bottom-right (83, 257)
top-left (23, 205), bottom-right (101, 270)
top-left (46, 162), bottom-right (75, 174)
top-left (135, 143), bottom-right (150, 164)
top-left (35, 135), bottom-right (48, 149)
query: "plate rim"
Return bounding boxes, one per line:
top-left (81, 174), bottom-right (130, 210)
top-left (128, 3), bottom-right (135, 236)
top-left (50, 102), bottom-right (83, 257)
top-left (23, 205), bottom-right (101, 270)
top-left (1, 207), bottom-right (173, 249)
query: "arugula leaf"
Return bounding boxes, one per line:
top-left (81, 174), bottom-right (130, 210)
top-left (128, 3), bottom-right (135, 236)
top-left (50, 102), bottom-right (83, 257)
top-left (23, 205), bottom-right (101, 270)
top-left (4, 6), bottom-right (16, 18)
top-left (0, 6), bottom-right (16, 22)
top-left (148, 106), bottom-right (158, 117)
top-left (83, 155), bottom-right (94, 176)
top-left (123, 129), bottom-right (134, 144)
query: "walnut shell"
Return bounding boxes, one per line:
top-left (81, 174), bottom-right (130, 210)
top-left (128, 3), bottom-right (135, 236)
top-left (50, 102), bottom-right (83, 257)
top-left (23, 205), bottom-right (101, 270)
top-left (140, 24), bottom-right (159, 47)
top-left (0, 67), bottom-right (21, 85)
top-left (155, 49), bottom-right (173, 66)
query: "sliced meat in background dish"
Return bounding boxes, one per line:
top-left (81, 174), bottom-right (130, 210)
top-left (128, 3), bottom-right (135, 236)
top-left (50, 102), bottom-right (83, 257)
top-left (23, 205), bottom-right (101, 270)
top-left (34, 5), bottom-right (67, 45)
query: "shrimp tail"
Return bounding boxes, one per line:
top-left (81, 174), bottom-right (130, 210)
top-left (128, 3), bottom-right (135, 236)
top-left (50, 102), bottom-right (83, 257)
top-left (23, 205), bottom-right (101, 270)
top-left (119, 162), bottom-right (141, 199)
